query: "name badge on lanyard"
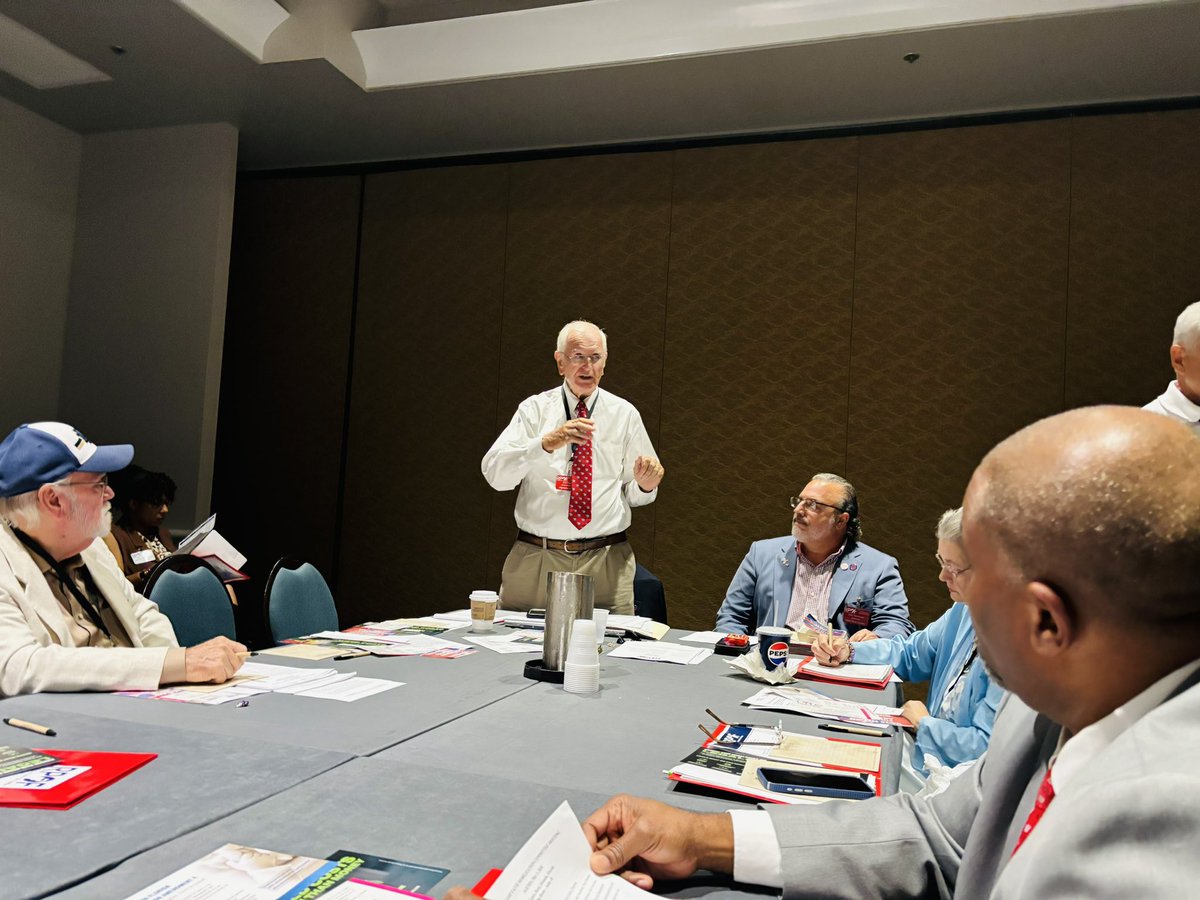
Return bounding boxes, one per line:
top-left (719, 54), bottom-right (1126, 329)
top-left (131, 549), bottom-right (156, 566)
top-left (555, 474), bottom-right (573, 492)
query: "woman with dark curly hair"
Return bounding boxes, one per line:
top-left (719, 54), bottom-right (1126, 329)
top-left (102, 465), bottom-right (177, 593)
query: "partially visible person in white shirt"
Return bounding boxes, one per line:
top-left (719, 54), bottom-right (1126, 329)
top-left (1143, 299), bottom-right (1200, 435)
top-left (481, 321), bottom-right (664, 614)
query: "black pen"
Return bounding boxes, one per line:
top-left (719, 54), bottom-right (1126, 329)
top-left (818, 723), bottom-right (890, 738)
top-left (334, 650), bottom-right (370, 660)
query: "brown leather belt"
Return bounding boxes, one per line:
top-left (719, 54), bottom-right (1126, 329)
top-left (517, 530), bottom-right (627, 554)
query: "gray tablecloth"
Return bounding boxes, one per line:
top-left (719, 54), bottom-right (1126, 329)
top-left (54, 758), bottom-right (778, 899)
top-left (0, 700), bottom-right (349, 900)
top-left (377, 638), bottom-right (903, 808)
top-left (8, 648), bottom-right (536, 756)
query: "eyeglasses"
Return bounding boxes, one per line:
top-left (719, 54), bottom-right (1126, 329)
top-left (59, 475), bottom-right (109, 494)
top-left (789, 496), bottom-right (845, 514)
top-left (564, 353), bottom-right (605, 367)
top-left (935, 553), bottom-right (971, 578)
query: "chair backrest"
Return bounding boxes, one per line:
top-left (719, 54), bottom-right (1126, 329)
top-left (147, 566), bottom-right (237, 646)
top-left (264, 559), bottom-right (338, 643)
top-left (633, 563), bottom-right (668, 626)
top-left (142, 552), bottom-right (213, 597)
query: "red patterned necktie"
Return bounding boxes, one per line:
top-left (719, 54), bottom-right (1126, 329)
top-left (1012, 766), bottom-right (1055, 855)
top-left (568, 399), bottom-right (592, 530)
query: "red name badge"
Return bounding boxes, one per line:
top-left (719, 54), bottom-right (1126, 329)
top-left (844, 605), bottom-right (871, 630)
top-left (555, 474), bottom-right (573, 491)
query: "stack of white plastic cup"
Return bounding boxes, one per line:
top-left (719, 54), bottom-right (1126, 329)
top-left (592, 608), bottom-right (609, 642)
top-left (563, 619), bottom-right (600, 694)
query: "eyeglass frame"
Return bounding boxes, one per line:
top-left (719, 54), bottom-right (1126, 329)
top-left (788, 495), bottom-right (847, 515)
top-left (56, 474), bottom-right (110, 494)
top-left (560, 352), bottom-right (606, 367)
top-left (935, 553), bottom-right (972, 578)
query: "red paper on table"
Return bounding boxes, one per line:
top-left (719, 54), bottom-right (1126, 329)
top-left (0, 748), bottom-right (156, 810)
top-left (471, 868), bottom-right (503, 897)
top-left (793, 656), bottom-right (894, 690)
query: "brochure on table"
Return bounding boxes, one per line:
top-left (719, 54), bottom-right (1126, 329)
top-left (121, 843), bottom-right (442, 899)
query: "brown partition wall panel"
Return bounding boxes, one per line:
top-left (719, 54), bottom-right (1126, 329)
top-left (848, 121), bottom-right (1071, 631)
top-left (213, 177), bottom-right (360, 628)
top-left (338, 166), bottom-right (509, 623)
top-left (656, 140), bottom-right (859, 631)
top-left (1066, 110), bottom-right (1200, 410)
top-left (484, 153), bottom-right (673, 591)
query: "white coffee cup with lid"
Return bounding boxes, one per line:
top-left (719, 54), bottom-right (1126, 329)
top-left (469, 590), bottom-right (499, 632)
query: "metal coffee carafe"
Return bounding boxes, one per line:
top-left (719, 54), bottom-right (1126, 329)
top-left (542, 571), bottom-right (595, 671)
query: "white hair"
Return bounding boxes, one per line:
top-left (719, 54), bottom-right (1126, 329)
top-left (935, 507), bottom-right (964, 542)
top-left (0, 489), bottom-right (42, 531)
top-left (1174, 301), bottom-right (1200, 350)
top-left (556, 321), bottom-right (608, 355)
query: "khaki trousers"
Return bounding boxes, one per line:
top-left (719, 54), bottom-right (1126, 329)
top-left (499, 540), bottom-right (635, 615)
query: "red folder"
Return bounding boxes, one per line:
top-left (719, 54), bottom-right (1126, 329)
top-left (0, 748), bottom-right (156, 810)
top-left (793, 656), bottom-right (894, 690)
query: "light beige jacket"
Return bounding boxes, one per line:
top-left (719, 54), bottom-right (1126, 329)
top-left (0, 523), bottom-right (179, 696)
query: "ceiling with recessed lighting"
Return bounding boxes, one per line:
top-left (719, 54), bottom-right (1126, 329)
top-left (0, 0), bottom-right (1197, 170)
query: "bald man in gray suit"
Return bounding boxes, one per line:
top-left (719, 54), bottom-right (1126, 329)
top-left (446, 407), bottom-right (1199, 900)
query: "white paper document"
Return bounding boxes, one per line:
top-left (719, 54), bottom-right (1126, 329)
top-left (487, 801), bottom-right (649, 900)
top-left (293, 676), bottom-right (403, 702)
top-left (362, 634), bottom-right (473, 656)
top-left (744, 685), bottom-right (904, 725)
top-left (235, 662), bottom-right (342, 691)
top-left (607, 641), bottom-right (712, 665)
top-left (463, 631), bottom-right (545, 654)
top-left (679, 630), bottom-right (758, 645)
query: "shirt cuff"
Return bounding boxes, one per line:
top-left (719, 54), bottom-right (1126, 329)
top-left (159, 647), bottom-right (187, 685)
top-left (730, 809), bottom-right (783, 889)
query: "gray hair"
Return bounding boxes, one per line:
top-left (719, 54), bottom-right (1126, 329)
top-left (1174, 300), bottom-right (1200, 350)
top-left (936, 507), bottom-right (964, 542)
top-left (810, 473), bottom-right (862, 543)
top-left (0, 489), bottom-right (42, 531)
top-left (556, 320), bottom-right (608, 355)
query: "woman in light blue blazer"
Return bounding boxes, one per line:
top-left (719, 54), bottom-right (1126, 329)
top-left (814, 508), bottom-right (1005, 783)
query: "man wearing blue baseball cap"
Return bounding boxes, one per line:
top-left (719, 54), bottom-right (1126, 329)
top-left (0, 422), bottom-right (246, 696)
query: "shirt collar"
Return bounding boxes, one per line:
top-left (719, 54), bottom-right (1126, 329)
top-left (562, 381), bottom-right (599, 414)
top-left (1051, 657), bottom-right (1200, 795)
top-left (1159, 381), bottom-right (1200, 422)
top-left (796, 540), bottom-right (847, 570)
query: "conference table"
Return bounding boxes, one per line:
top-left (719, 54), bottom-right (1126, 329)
top-left (0, 626), bottom-right (902, 899)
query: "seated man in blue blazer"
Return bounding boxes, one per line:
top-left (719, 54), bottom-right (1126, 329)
top-left (715, 473), bottom-right (913, 640)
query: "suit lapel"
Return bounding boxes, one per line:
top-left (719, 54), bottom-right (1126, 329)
top-left (81, 543), bottom-right (143, 647)
top-left (827, 544), bottom-right (858, 620)
top-left (773, 541), bottom-right (798, 626)
top-left (0, 527), bottom-right (73, 645)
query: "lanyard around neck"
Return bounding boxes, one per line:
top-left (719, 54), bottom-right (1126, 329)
top-left (561, 388), bottom-right (598, 463)
top-left (11, 528), bottom-right (114, 639)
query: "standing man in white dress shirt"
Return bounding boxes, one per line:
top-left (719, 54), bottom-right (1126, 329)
top-left (482, 321), bottom-right (664, 614)
top-left (1143, 300), bottom-right (1200, 435)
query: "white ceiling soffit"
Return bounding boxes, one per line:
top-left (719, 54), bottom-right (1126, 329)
top-left (0, 11), bottom-right (110, 88)
top-left (173, 0), bottom-right (290, 61)
top-left (353, 0), bottom-right (1179, 90)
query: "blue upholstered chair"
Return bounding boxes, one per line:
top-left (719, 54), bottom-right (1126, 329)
top-left (264, 559), bottom-right (339, 643)
top-left (147, 565), bottom-right (237, 647)
top-left (633, 564), bottom-right (668, 625)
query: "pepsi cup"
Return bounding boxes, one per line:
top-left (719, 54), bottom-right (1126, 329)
top-left (756, 626), bottom-right (793, 672)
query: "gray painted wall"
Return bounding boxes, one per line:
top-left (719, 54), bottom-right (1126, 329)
top-left (0, 95), bottom-right (82, 429)
top-left (58, 122), bottom-right (238, 528)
